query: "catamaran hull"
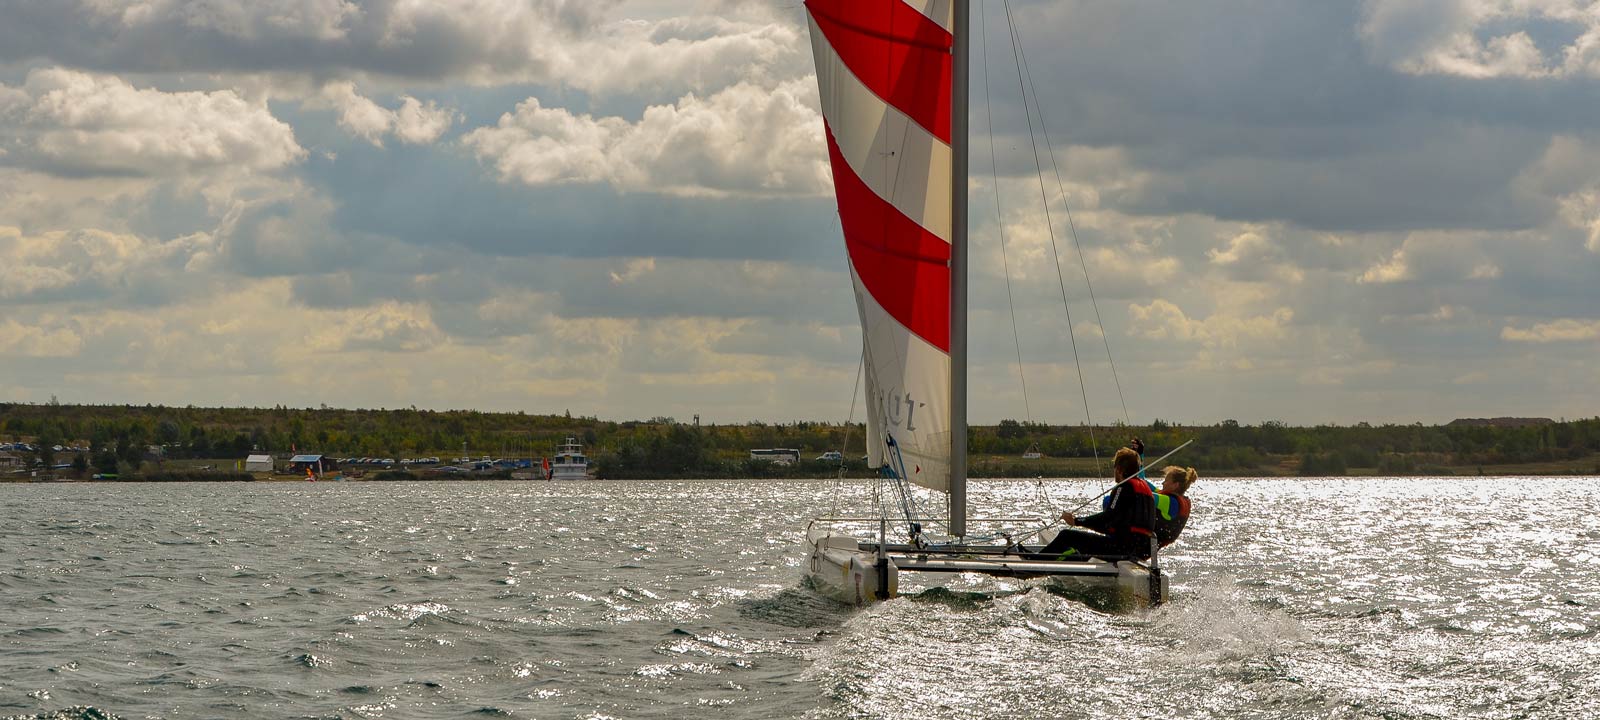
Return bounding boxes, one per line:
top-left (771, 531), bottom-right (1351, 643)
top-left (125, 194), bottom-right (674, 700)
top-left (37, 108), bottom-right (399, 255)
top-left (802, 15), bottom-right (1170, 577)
top-left (804, 526), bottom-right (1168, 607)
top-left (805, 528), bottom-right (898, 605)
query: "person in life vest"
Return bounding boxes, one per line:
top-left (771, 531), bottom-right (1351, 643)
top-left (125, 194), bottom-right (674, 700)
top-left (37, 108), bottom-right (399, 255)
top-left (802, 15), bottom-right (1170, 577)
top-left (1102, 437), bottom-right (1158, 510)
top-left (1154, 465), bottom-right (1198, 548)
top-left (1029, 446), bottom-right (1156, 561)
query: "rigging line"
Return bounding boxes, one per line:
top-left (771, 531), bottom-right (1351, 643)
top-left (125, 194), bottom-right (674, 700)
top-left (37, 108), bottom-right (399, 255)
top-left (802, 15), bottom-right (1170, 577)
top-left (829, 343), bottom-right (865, 520)
top-left (825, 208), bottom-right (856, 521)
top-left (979, 3), bottom-right (1031, 425)
top-left (1000, 0), bottom-right (1103, 475)
top-left (983, 4), bottom-right (1057, 513)
top-left (1008, 4), bottom-right (1130, 428)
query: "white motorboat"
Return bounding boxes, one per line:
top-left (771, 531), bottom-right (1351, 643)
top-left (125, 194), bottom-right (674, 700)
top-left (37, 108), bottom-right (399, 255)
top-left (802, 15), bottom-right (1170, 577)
top-left (548, 437), bottom-right (591, 480)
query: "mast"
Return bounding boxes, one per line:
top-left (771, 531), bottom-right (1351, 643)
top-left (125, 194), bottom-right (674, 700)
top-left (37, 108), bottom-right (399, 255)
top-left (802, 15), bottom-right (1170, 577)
top-left (949, 0), bottom-right (969, 537)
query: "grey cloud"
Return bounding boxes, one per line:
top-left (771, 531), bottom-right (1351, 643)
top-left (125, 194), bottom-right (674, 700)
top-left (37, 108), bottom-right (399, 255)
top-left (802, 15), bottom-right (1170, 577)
top-left (982, 1), bottom-right (1600, 234)
top-left (303, 135), bottom-right (839, 265)
top-left (0, 0), bottom-right (803, 99)
top-left (0, 0), bottom-right (555, 79)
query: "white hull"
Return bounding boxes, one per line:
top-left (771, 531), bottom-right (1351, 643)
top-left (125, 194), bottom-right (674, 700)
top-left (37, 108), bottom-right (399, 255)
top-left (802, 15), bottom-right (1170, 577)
top-left (805, 526), bottom-right (898, 605)
top-left (549, 465), bottom-right (590, 481)
top-left (804, 522), bottom-right (1167, 608)
top-left (548, 436), bottom-right (591, 480)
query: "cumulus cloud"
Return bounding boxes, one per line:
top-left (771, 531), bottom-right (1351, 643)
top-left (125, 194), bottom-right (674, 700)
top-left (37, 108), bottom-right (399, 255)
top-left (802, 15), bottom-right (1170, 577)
top-left (1358, 248), bottom-right (1413, 283)
top-left (608, 257), bottom-right (656, 285)
top-left (311, 302), bottom-right (445, 353)
top-left (1207, 229), bottom-right (1273, 266)
top-left (1501, 318), bottom-right (1600, 342)
top-left (1, 1), bottom-right (808, 97)
top-left (313, 82), bottom-right (457, 146)
top-left (1359, 0), bottom-right (1600, 78)
top-left (0, 317), bottom-right (84, 357)
top-left (551, 14), bottom-right (809, 96)
top-left (0, 68), bottom-right (304, 178)
top-left (1202, 227), bottom-right (1308, 284)
top-left (461, 79), bottom-right (828, 197)
top-left (1128, 299), bottom-right (1295, 349)
top-left (4, 1), bottom-right (1600, 426)
top-left (1557, 187), bottom-right (1600, 252)
top-left (0, 224), bottom-right (220, 306)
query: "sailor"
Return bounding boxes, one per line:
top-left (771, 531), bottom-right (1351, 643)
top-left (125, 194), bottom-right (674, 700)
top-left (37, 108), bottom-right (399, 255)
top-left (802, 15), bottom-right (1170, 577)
top-left (1101, 437), bottom-right (1158, 510)
top-left (1031, 446), bottom-right (1156, 561)
top-left (1154, 465), bottom-right (1198, 548)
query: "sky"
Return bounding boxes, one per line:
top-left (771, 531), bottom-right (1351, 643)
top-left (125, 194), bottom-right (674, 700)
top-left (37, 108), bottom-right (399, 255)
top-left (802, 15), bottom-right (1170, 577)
top-left (0, 0), bottom-right (1597, 427)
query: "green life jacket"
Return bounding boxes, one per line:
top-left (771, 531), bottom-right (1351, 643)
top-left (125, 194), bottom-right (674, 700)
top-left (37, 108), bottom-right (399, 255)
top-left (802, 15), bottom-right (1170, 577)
top-left (1154, 492), bottom-right (1189, 521)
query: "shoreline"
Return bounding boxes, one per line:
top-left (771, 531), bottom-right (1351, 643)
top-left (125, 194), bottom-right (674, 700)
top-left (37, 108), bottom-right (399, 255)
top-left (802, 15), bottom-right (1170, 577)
top-left (6, 471), bottom-right (1595, 484)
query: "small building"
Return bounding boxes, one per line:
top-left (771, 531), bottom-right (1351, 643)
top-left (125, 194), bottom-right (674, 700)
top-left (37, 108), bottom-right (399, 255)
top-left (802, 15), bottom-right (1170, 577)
top-left (0, 452), bottom-right (22, 472)
top-left (288, 454), bottom-right (337, 474)
top-left (244, 454), bottom-right (273, 472)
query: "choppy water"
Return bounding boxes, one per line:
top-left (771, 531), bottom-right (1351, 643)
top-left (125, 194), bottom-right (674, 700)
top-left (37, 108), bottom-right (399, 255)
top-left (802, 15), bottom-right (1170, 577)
top-left (2, 478), bottom-right (1597, 719)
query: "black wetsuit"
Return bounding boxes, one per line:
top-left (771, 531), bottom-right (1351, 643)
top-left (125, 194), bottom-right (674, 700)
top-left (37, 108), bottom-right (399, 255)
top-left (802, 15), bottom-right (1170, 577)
top-left (1034, 477), bottom-right (1156, 561)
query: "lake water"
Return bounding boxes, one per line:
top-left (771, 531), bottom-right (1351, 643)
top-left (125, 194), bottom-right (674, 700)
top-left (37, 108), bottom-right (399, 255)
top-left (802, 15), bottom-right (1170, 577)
top-left (2, 478), bottom-right (1597, 719)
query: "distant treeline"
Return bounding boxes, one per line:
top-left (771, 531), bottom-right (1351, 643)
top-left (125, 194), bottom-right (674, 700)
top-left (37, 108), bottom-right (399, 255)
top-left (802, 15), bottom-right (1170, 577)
top-left (2, 401), bottom-right (1598, 479)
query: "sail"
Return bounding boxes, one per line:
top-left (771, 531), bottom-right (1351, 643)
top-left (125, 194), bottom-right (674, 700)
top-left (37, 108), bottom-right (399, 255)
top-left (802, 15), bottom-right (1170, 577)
top-left (806, 0), bottom-right (955, 493)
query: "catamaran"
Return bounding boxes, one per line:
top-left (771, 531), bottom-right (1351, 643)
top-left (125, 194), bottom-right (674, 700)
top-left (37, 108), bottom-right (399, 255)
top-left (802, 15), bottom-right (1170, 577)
top-left (801, 0), bottom-right (1169, 607)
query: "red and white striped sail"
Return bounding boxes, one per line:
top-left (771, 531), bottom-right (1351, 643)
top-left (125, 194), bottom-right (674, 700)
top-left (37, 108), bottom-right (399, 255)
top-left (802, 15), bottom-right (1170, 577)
top-left (806, 0), bottom-right (954, 493)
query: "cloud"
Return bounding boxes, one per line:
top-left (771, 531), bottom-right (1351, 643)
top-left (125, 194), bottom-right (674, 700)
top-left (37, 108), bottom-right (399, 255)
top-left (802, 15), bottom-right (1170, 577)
top-left (310, 301), bottom-right (445, 353)
top-left (1501, 318), bottom-right (1600, 342)
top-left (3, 1), bottom-right (1600, 427)
top-left (1468, 261), bottom-right (1501, 278)
top-left (0, 1), bottom-right (807, 97)
top-left (1128, 298), bottom-right (1295, 349)
top-left (461, 79), bottom-right (828, 197)
top-left (112, 0), bottom-right (361, 42)
top-left (1358, 248), bottom-right (1413, 283)
top-left (608, 257), bottom-right (656, 285)
top-left (1207, 228), bottom-right (1273, 266)
top-left (550, 13), bottom-right (809, 97)
top-left (1203, 227), bottom-right (1308, 283)
top-left (1001, 1), bottom-right (1600, 236)
top-left (1359, 0), bottom-right (1600, 79)
top-left (1557, 187), bottom-right (1600, 252)
top-left (314, 82), bottom-right (457, 146)
top-left (0, 224), bottom-right (220, 306)
top-left (0, 317), bottom-right (84, 358)
top-left (0, 68), bottom-right (304, 178)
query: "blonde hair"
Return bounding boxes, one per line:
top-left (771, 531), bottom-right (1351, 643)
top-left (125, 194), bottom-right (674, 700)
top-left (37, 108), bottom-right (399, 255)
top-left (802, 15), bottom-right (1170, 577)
top-left (1162, 466), bottom-right (1198, 495)
top-left (1113, 447), bottom-right (1141, 480)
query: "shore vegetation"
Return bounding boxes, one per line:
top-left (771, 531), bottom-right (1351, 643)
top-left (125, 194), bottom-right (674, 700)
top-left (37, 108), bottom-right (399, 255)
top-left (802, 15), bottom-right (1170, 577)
top-left (2, 403), bottom-right (1597, 481)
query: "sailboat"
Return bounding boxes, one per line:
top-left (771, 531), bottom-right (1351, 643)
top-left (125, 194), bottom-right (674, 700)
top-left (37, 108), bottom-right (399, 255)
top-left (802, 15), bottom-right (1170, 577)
top-left (801, 0), bottom-right (1168, 607)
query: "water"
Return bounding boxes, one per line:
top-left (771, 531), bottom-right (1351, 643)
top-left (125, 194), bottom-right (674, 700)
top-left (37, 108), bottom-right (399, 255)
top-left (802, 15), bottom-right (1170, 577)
top-left (2, 478), bottom-right (1597, 719)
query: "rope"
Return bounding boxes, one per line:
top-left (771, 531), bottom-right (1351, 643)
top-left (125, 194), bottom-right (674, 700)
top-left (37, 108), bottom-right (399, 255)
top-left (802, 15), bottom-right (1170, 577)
top-left (1006, 1), bottom-right (1131, 428)
top-left (979, 2), bottom-right (1032, 428)
top-left (1067, 439), bottom-right (1194, 513)
top-left (1000, 0), bottom-right (1103, 477)
top-left (982, 6), bottom-right (1062, 514)
top-left (828, 346), bottom-right (865, 519)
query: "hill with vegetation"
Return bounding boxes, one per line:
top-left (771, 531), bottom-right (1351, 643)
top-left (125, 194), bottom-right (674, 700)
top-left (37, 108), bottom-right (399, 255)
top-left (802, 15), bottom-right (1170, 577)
top-left (2, 401), bottom-right (1597, 480)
